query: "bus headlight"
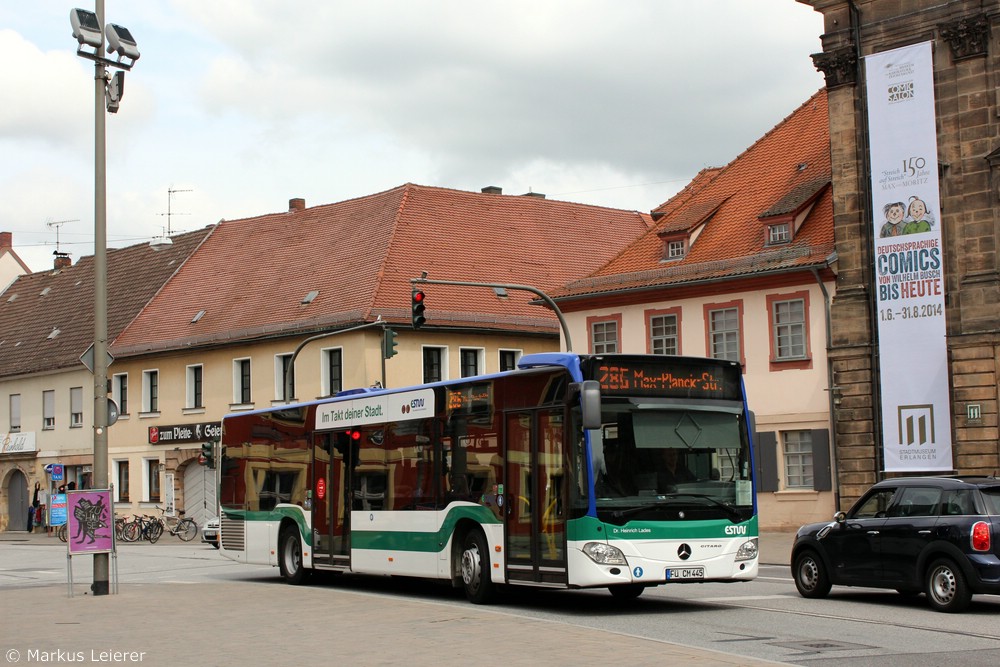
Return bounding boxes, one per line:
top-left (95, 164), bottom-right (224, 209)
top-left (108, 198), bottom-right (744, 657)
top-left (735, 538), bottom-right (758, 561)
top-left (583, 542), bottom-right (627, 565)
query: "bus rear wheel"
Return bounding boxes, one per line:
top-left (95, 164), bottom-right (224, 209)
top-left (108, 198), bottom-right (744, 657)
top-left (278, 527), bottom-right (309, 585)
top-left (460, 530), bottom-right (495, 604)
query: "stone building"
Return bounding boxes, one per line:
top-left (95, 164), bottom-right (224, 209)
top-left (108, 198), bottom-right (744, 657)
top-left (802, 0), bottom-right (1000, 506)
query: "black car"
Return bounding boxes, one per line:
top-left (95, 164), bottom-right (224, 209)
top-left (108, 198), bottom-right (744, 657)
top-left (791, 476), bottom-right (1000, 612)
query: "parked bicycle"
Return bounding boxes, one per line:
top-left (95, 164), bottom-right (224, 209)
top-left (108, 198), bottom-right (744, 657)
top-left (120, 514), bottom-right (162, 543)
top-left (154, 506), bottom-right (198, 542)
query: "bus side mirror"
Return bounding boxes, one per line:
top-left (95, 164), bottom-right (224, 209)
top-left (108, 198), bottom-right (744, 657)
top-left (580, 380), bottom-right (601, 430)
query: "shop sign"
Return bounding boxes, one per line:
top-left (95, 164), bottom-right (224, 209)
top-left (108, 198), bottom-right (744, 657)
top-left (1, 432), bottom-right (36, 454)
top-left (148, 422), bottom-right (222, 445)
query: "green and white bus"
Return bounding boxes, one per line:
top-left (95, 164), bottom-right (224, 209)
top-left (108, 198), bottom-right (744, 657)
top-left (217, 353), bottom-right (759, 603)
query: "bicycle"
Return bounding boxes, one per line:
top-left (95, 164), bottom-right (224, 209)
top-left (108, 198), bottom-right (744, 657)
top-left (114, 515), bottom-right (129, 542)
top-left (121, 514), bottom-right (161, 543)
top-left (154, 506), bottom-right (198, 542)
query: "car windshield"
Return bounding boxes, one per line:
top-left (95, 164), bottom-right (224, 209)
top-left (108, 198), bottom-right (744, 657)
top-left (587, 398), bottom-right (753, 524)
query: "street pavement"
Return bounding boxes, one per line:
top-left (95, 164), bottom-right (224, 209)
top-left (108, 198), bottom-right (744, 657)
top-left (1, 530), bottom-right (797, 667)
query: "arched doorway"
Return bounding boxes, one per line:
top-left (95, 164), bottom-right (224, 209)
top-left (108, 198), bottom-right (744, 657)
top-left (5, 469), bottom-right (29, 532)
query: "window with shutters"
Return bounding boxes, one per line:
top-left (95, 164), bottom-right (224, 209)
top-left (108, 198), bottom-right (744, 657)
top-left (42, 390), bottom-right (55, 430)
top-left (10, 394), bottom-right (21, 433)
top-left (755, 429), bottom-right (830, 493)
top-left (70, 387), bottom-right (83, 428)
top-left (782, 431), bottom-right (813, 489)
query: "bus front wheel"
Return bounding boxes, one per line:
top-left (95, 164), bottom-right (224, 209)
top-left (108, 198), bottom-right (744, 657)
top-left (609, 583), bottom-right (645, 600)
top-left (460, 530), bottom-right (495, 604)
top-left (278, 527), bottom-right (309, 585)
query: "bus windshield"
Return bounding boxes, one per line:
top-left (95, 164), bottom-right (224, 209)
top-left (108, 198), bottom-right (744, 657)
top-left (588, 398), bottom-right (753, 524)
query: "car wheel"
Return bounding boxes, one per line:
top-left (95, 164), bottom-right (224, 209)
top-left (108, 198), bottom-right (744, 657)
top-left (793, 550), bottom-right (831, 598)
top-left (278, 527), bottom-right (309, 585)
top-left (925, 558), bottom-right (971, 613)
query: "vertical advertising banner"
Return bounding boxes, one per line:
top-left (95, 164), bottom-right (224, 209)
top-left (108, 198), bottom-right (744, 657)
top-left (865, 42), bottom-right (953, 472)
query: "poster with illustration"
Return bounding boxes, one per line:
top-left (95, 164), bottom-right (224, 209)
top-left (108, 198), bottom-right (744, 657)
top-left (866, 41), bottom-right (953, 472)
top-left (66, 489), bottom-right (114, 555)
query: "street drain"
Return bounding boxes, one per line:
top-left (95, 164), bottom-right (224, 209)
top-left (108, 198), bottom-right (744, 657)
top-left (771, 639), bottom-right (873, 652)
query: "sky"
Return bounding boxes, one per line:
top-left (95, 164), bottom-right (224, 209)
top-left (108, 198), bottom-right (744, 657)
top-left (0, 1), bottom-right (825, 273)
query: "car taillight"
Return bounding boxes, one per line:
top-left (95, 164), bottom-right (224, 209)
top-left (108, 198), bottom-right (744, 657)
top-left (971, 521), bottom-right (991, 552)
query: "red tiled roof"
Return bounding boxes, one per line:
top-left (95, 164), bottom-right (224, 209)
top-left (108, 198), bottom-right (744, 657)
top-left (554, 89), bottom-right (834, 300)
top-left (0, 228), bottom-right (212, 377)
top-left (112, 184), bottom-right (653, 354)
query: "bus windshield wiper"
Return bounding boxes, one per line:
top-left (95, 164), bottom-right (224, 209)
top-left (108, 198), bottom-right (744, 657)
top-left (613, 493), bottom-right (742, 521)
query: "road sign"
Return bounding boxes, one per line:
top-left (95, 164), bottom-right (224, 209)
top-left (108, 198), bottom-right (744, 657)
top-left (51, 464), bottom-right (64, 481)
top-left (79, 343), bottom-right (115, 373)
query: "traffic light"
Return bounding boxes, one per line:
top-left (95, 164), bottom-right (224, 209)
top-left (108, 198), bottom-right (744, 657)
top-left (200, 441), bottom-right (216, 469)
top-left (411, 289), bottom-right (426, 329)
top-left (383, 327), bottom-right (398, 359)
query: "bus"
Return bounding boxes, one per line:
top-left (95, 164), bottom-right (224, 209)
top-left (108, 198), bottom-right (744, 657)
top-left (217, 353), bottom-right (758, 603)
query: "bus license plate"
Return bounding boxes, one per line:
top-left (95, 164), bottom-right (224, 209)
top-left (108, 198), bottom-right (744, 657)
top-left (666, 567), bottom-right (704, 580)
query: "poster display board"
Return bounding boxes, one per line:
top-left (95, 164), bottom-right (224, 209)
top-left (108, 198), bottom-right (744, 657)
top-left (49, 493), bottom-right (67, 527)
top-left (66, 489), bottom-right (114, 555)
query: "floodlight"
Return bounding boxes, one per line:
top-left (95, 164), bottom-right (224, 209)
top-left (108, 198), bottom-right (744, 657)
top-left (106, 23), bottom-right (140, 62)
top-left (70, 8), bottom-right (103, 48)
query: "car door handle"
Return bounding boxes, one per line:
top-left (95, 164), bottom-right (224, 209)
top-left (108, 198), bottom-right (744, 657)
top-left (918, 530), bottom-right (931, 534)
top-left (867, 530), bottom-right (880, 535)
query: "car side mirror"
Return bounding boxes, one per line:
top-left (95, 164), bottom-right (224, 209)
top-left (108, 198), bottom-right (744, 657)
top-left (833, 511), bottom-right (847, 524)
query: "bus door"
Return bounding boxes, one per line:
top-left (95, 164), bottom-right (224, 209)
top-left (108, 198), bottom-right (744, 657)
top-left (311, 431), bottom-right (354, 565)
top-left (504, 409), bottom-right (568, 585)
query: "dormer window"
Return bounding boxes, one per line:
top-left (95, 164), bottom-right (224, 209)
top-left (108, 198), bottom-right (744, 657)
top-left (666, 239), bottom-right (686, 259)
top-left (767, 222), bottom-right (791, 245)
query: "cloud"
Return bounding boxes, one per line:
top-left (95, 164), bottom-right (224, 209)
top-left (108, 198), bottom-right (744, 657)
top-left (1, 2), bottom-right (824, 273)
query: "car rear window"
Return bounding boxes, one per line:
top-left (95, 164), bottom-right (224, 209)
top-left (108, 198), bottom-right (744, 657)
top-left (980, 487), bottom-right (1000, 515)
top-left (941, 489), bottom-right (977, 516)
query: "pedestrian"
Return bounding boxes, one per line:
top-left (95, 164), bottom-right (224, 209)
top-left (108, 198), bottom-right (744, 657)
top-left (28, 481), bottom-right (41, 533)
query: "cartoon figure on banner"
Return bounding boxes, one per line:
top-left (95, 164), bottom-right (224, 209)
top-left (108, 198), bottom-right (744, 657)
top-left (902, 195), bottom-right (934, 235)
top-left (879, 201), bottom-right (906, 238)
top-left (73, 495), bottom-right (110, 544)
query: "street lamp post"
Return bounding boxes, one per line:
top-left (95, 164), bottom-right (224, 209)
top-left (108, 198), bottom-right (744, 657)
top-left (70, 1), bottom-right (139, 596)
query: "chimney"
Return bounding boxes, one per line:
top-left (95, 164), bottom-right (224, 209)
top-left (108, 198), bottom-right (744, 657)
top-left (522, 191), bottom-right (546, 199)
top-left (0, 232), bottom-right (11, 249)
top-left (289, 198), bottom-right (305, 212)
top-left (54, 254), bottom-right (72, 270)
top-left (481, 186), bottom-right (502, 195)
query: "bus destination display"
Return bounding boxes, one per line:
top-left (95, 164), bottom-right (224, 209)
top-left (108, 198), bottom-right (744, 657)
top-left (446, 383), bottom-right (493, 415)
top-left (590, 361), bottom-right (739, 399)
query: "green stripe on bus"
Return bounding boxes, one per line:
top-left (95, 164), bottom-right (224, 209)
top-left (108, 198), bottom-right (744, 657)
top-left (568, 515), bottom-right (758, 541)
top-left (351, 506), bottom-right (500, 552)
